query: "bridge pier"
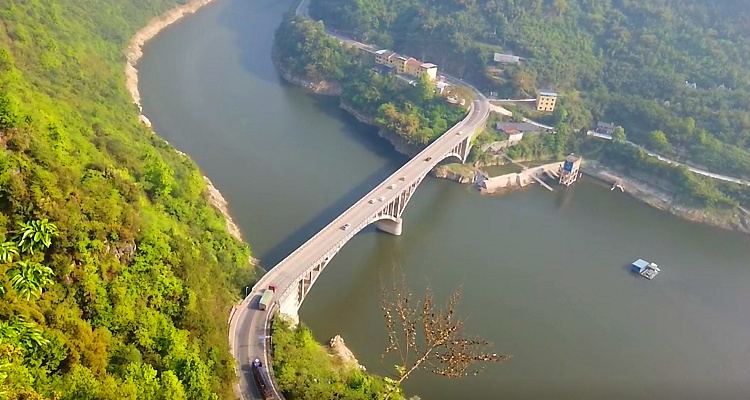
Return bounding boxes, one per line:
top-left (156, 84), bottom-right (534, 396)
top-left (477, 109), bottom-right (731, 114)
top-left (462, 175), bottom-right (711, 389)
top-left (375, 218), bottom-right (403, 236)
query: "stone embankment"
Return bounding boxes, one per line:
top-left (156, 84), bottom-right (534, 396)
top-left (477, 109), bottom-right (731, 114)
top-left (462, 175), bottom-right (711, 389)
top-left (582, 160), bottom-right (750, 235)
top-left (124, 0), bottom-right (246, 241)
top-left (479, 162), bottom-right (562, 194)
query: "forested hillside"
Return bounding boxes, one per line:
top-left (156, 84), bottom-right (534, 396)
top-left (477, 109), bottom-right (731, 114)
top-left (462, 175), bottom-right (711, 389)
top-left (275, 16), bottom-right (466, 145)
top-left (310, 0), bottom-right (750, 177)
top-left (0, 0), bottom-right (256, 399)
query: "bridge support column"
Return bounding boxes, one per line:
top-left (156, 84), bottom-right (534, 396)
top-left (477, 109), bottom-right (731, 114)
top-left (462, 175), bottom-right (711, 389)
top-left (278, 294), bottom-right (300, 326)
top-left (376, 218), bottom-right (403, 236)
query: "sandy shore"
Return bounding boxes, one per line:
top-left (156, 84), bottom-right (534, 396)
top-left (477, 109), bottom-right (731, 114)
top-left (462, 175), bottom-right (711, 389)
top-left (125, 0), bottom-right (218, 109)
top-left (124, 0), bottom-right (246, 241)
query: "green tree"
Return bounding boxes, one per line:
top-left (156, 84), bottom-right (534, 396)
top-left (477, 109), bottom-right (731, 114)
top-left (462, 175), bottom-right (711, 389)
top-left (612, 126), bottom-right (627, 142)
top-left (648, 130), bottom-right (672, 154)
top-left (7, 261), bottom-right (54, 301)
top-left (16, 219), bottom-right (58, 254)
top-left (0, 92), bottom-right (21, 131)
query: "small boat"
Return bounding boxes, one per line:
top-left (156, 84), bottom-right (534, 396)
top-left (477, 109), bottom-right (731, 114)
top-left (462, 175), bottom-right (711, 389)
top-left (631, 259), bottom-right (660, 280)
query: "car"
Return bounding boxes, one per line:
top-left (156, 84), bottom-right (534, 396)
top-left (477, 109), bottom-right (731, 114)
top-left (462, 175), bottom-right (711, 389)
top-left (399, 177), bottom-right (406, 181)
top-left (425, 157), bottom-right (432, 161)
top-left (368, 199), bottom-right (376, 204)
top-left (378, 196), bottom-right (385, 202)
top-left (456, 130), bottom-right (462, 135)
top-left (388, 184), bottom-right (396, 189)
top-left (341, 223), bottom-right (351, 230)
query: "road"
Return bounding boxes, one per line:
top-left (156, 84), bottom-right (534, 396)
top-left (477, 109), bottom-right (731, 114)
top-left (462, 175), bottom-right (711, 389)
top-left (633, 142), bottom-right (750, 186)
top-left (229, 2), bottom-right (491, 398)
top-left (230, 97), bottom-right (489, 399)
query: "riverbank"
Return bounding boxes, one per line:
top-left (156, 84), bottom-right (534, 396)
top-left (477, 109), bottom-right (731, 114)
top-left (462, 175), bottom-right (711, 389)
top-left (125, 0), bottom-right (219, 109)
top-left (582, 160), bottom-right (750, 234)
top-left (125, 0), bottom-right (247, 241)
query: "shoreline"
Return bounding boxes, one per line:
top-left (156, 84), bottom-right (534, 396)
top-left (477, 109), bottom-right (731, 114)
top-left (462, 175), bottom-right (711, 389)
top-left (124, 0), bottom-right (246, 242)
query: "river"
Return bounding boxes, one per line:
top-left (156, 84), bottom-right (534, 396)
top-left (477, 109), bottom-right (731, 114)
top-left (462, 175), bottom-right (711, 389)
top-left (137, 0), bottom-right (750, 398)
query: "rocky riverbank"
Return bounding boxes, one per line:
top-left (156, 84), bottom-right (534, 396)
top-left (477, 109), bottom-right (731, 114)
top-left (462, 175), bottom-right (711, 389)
top-left (329, 335), bottom-right (366, 371)
top-left (582, 160), bottom-right (750, 235)
top-left (124, 0), bottom-right (246, 241)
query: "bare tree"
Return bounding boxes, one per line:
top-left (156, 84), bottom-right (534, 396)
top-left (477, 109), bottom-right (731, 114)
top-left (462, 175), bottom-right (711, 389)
top-left (380, 270), bottom-right (511, 399)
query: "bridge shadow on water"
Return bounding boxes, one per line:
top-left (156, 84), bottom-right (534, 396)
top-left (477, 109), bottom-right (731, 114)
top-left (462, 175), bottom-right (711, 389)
top-left (256, 94), bottom-right (408, 267)
top-left (258, 162), bottom-right (401, 268)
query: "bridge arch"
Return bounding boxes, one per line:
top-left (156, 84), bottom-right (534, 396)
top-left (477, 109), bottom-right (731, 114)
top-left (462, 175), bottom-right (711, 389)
top-left (275, 135), bottom-right (477, 321)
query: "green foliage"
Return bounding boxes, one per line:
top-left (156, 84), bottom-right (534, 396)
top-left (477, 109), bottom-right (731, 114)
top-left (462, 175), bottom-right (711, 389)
top-left (310, 0), bottom-right (750, 178)
top-left (0, 242), bottom-right (19, 265)
top-left (7, 260), bottom-right (54, 301)
top-left (0, 0), bottom-right (258, 398)
top-left (271, 316), bottom-right (400, 400)
top-left (603, 141), bottom-right (743, 208)
top-left (16, 219), bottom-right (57, 254)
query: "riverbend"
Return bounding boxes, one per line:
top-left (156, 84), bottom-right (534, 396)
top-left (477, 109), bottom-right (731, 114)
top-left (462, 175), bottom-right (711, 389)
top-left (138, 0), bottom-right (750, 398)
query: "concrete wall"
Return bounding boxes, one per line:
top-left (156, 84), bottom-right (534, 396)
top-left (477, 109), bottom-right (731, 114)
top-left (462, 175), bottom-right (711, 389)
top-left (480, 162), bottom-right (563, 193)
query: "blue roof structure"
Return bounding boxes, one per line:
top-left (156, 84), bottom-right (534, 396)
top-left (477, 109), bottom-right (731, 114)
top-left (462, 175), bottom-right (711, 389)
top-left (632, 259), bottom-right (650, 273)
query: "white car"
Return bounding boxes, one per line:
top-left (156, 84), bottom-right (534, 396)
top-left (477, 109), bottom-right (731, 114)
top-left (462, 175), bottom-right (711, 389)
top-left (388, 184), bottom-right (396, 189)
top-left (378, 196), bottom-right (385, 202)
top-left (368, 199), bottom-right (376, 204)
top-left (399, 177), bottom-right (406, 181)
top-left (341, 223), bottom-right (351, 230)
top-left (456, 130), bottom-right (462, 135)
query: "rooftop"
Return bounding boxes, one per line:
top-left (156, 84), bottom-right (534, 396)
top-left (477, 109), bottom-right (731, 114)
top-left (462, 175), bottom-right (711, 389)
top-left (496, 122), bottom-right (542, 133)
top-left (539, 91), bottom-right (558, 97)
top-left (565, 154), bottom-right (581, 163)
top-left (632, 259), bottom-right (650, 269)
top-left (597, 121), bottom-right (616, 129)
top-left (405, 58), bottom-right (421, 67)
top-left (421, 62), bottom-right (437, 68)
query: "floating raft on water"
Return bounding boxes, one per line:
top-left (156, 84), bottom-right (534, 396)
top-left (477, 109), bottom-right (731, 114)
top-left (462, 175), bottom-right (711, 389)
top-left (631, 259), bottom-right (660, 280)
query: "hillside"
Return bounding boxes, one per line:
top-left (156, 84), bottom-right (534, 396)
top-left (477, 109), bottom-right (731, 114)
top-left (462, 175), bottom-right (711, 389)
top-left (309, 0), bottom-right (750, 178)
top-left (0, 0), bottom-right (256, 399)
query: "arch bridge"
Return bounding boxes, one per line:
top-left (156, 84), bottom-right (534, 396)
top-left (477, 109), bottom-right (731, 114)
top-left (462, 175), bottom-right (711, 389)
top-left (263, 98), bottom-right (489, 321)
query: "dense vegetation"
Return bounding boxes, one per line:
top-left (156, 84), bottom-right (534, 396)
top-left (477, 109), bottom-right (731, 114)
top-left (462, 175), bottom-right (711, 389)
top-left (271, 316), bottom-right (407, 400)
top-left (309, 0), bottom-right (750, 177)
top-left (0, 0), bottom-right (257, 398)
top-left (275, 15), bottom-right (466, 144)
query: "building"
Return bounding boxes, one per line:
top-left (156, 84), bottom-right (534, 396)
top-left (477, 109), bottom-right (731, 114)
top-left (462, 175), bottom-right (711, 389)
top-left (418, 63), bottom-right (438, 80)
top-left (501, 128), bottom-right (524, 142)
top-left (496, 122), bottom-right (545, 135)
top-left (596, 122), bottom-right (617, 136)
top-left (493, 53), bottom-right (521, 64)
top-left (536, 91), bottom-right (558, 112)
top-left (374, 49), bottom-right (397, 66)
top-left (495, 122), bottom-right (548, 142)
top-left (558, 154), bottom-right (581, 186)
top-left (374, 49), bottom-right (438, 80)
